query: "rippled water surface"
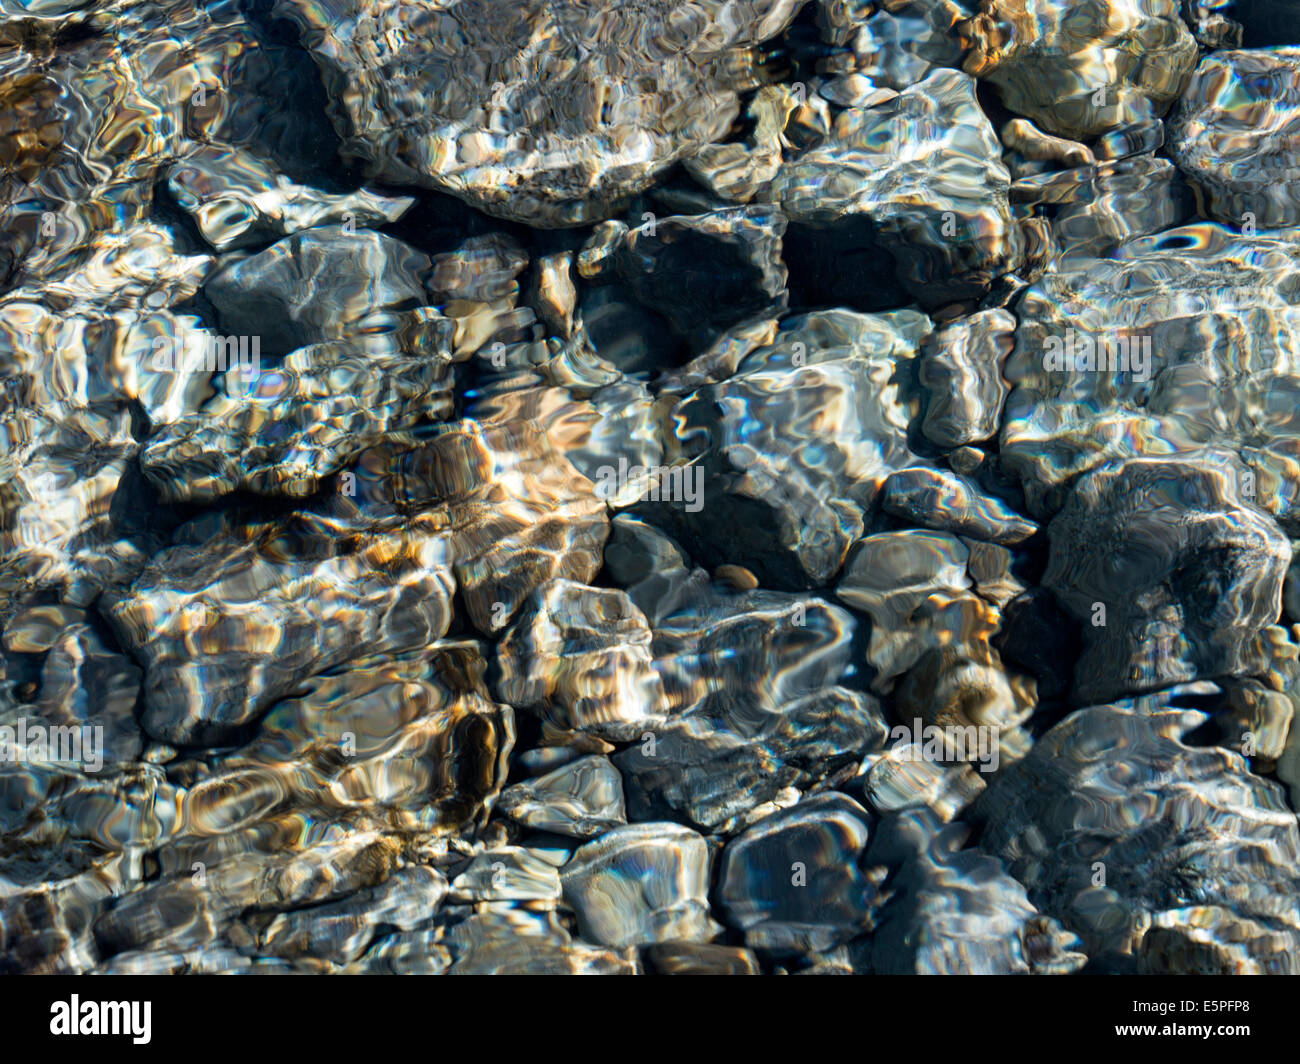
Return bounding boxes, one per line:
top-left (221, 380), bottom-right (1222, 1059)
top-left (3, 0), bottom-right (1300, 976)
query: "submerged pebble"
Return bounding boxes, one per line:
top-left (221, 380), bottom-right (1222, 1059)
top-left (4, 0), bottom-right (1300, 980)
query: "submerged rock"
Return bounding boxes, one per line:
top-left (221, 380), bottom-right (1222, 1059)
top-left (445, 919), bottom-right (640, 974)
top-left (956, 0), bottom-right (1198, 139)
top-left (447, 848), bottom-right (562, 905)
top-left (1018, 156), bottom-right (1195, 263)
top-left (106, 834), bottom-right (418, 967)
top-left (817, 0), bottom-right (967, 98)
top-left (351, 386), bottom-right (611, 634)
top-left (610, 585), bottom-right (886, 830)
top-left (644, 941), bottom-right (762, 974)
top-left (103, 511), bottom-right (456, 744)
top-left (1211, 650), bottom-right (1297, 765)
top-left (4, 612), bottom-right (145, 771)
top-left (972, 698), bottom-right (1300, 971)
top-left (235, 866), bottom-right (447, 965)
top-left (683, 85), bottom-right (800, 203)
top-left (769, 69), bottom-right (1027, 307)
top-left (716, 793), bottom-right (879, 953)
top-left (616, 682), bottom-right (887, 832)
top-left (861, 744), bottom-right (987, 821)
top-left (1181, 0), bottom-right (1243, 48)
top-left (241, 640), bottom-right (516, 833)
top-left (577, 206), bottom-right (788, 344)
top-left (276, 0), bottom-right (806, 227)
top-left (139, 313), bottom-right (460, 503)
top-left (497, 755), bottom-right (627, 839)
top-left (602, 516), bottom-right (705, 626)
top-left (166, 147), bottom-right (413, 252)
top-left (0, 292), bottom-right (216, 607)
top-left (918, 309), bottom-right (1015, 448)
top-left (1000, 224), bottom-right (1300, 527)
top-left (667, 308), bottom-right (929, 587)
top-left (203, 227), bottom-right (431, 355)
top-left (560, 822), bottom-right (721, 948)
top-left (865, 807), bottom-right (1087, 974)
top-left (880, 467), bottom-right (1037, 546)
top-left (838, 530), bottom-right (1035, 758)
top-left (1043, 454), bottom-right (1291, 705)
top-left (1001, 117), bottom-right (1095, 168)
top-left (0, 402), bottom-right (152, 610)
top-left (496, 580), bottom-right (667, 742)
top-left (1168, 49), bottom-right (1300, 229)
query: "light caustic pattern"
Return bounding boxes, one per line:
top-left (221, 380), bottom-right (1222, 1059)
top-left (2, 0), bottom-right (1300, 976)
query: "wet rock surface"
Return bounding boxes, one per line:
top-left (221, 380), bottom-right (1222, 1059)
top-left (918, 309), bottom-right (1014, 448)
top-left (203, 226), bottom-right (432, 355)
top-left (4, 0), bottom-right (1300, 979)
top-left (577, 206), bottom-right (789, 346)
top-left (103, 510), bottom-right (457, 745)
top-left (614, 587), bottom-right (888, 830)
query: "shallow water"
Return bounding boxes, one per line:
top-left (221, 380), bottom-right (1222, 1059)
top-left (2, 0), bottom-right (1300, 975)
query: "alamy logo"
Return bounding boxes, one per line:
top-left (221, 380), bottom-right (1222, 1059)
top-left (0, 718), bottom-right (103, 773)
top-left (888, 717), bottom-right (1001, 774)
top-left (592, 456), bottom-right (704, 513)
top-left (49, 996), bottom-right (151, 1044)
top-left (149, 328), bottom-right (260, 384)
top-left (1041, 329), bottom-right (1152, 382)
